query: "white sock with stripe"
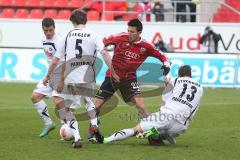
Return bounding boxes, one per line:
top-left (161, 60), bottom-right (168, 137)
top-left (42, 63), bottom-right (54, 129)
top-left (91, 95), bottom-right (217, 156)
top-left (34, 100), bottom-right (53, 125)
top-left (105, 128), bottom-right (134, 142)
top-left (85, 97), bottom-right (98, 126)
top-left (67, 111), bottom-right (81, 142)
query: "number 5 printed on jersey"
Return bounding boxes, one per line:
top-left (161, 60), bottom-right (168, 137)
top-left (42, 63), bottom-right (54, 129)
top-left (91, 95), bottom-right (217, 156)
top-left (75, 39), bottom-right (82, 59)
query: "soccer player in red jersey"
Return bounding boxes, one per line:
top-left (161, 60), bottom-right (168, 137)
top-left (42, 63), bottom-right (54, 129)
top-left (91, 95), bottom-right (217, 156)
top-left (88, 19), bottom-right (171, 142)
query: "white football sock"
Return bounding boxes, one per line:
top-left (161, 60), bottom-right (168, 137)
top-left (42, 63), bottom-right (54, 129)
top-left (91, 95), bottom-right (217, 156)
top-left (85, 97), bottom-right (98, 126)
top-left (67, 112), bottom-right (81, 142)
top-left (106, 128), bottom-right (134, 142)
top-left (58, 108), bottom-right (67, 124)
top-left (60, 119), bottom-right (65, 125)
top-left (34, 100), bottom-right (53, 125)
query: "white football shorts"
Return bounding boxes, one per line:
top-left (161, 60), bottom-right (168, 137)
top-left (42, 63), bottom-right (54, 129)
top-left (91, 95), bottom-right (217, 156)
top-left (140, 108), bottom-right (187, 136)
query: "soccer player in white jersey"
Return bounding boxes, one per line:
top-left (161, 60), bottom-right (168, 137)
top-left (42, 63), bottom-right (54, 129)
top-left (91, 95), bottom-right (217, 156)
top-left (43, 9), bottom-right (111, 148)
top-left (31, 18), bottom-right (66, 138)
top-left (103, 65), bottom-right (203, 145)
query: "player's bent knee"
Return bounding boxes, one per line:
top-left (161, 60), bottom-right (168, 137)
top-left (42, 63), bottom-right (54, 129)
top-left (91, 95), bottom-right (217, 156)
top-left (31, 92), bottom-right (43, 103)
top-left (69, 108), bottom-right (75, 113)
top-left (93, 97), bottom-right (105, 109)
top-left (53, 96), bottom-right (64, 108)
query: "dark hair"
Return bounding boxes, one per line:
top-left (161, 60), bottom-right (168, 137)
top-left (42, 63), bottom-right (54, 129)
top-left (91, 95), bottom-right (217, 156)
top-left (205, 26), bottom-right (211, 31)
top-left (42, 17), bottom-right (55, 28)
top-left (70, 9), bottom-right (87, 25)
top-left (178, 65), bottom-right (192, 77)
top-left (128, 18), bottom-right (143, 32)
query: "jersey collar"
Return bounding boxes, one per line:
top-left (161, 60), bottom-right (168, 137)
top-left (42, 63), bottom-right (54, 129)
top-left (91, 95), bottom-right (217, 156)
top-left (133, 37), bottom-right (143, 44)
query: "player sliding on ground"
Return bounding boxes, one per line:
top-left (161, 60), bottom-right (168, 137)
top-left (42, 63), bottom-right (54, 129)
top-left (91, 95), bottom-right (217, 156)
top-left (103, 65), bottom-right (203, 145)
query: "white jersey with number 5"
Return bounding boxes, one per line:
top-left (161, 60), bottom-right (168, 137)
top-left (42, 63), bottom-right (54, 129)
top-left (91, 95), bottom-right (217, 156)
top-left (55, 28), bottom-right (104, 84)
top-left (163, 76), bottom-right (203, 126)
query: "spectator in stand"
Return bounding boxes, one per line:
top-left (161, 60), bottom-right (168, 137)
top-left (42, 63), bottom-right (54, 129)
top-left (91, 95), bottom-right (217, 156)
top-left (172, 0), bottom-right (198, 22)
top-left (88, 1), bottom-right (128, 21)
top-left (199, 26), bottom-right (221, 53)
top-left (171, 0), bottom-right (188, 22)
top-left (155, 39), bottom-right (174, 53)
top-left (152, 2), bottom-right (164, 22)
top-left (111, 1), bottom-right (128, 20)
top-left (188, 0), bottom-right (199, 22)
top-left (135, 1), bottom-right (152, 22)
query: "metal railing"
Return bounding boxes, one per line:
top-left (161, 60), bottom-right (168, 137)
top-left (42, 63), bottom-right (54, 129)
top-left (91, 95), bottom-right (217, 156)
top-left (81, 0), bottom-right (240, 22)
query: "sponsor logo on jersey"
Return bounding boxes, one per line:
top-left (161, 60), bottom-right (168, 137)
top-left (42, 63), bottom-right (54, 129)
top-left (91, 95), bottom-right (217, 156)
top-left (124, 51), bottom-right (140, 59)
top-left (43, 42), bottom-right (56, 57)
top-left (140, 47), bottom-right (146, 53)
top-left (131, 82), bottom-right (140, 92)
top-left (44, 50), bottom-right (53, 57)
top-left (70, 61), bottom-right (90, 67)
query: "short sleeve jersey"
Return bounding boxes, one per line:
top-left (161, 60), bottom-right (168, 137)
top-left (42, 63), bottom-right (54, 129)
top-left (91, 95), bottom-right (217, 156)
top-left (55, 28), bottom-right (104, 83)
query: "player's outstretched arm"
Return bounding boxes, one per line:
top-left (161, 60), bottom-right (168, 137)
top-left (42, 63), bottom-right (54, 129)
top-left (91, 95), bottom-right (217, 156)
top-left (163, 75), bottom-right (171, 85)
top-left (110, 66), bottom-right (120, 82)
top-left (148, 43), bottom-right (171, 76)
top-left (43, 56), bottom-right (60, 86)
top-left (56, 61), bottom-right (65, 93)
top-left (100, 50), bottom-right (119, 82)
top-left (100, 50), bottom-right (111, 68)
top-left (161, 61), bottom-right (171, 76)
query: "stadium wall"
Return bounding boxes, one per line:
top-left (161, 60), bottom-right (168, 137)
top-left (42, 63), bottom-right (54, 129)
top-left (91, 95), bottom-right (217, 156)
top-left (0, 19), bottom-right (240, 53)
top-left (0, 19), bottom-right (240, 88)
top-left (0, 48), bottom-right (239, 88)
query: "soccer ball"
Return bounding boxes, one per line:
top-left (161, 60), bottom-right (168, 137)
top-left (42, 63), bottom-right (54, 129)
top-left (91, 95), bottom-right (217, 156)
top-left (60, 124), bottom-right (74, 141)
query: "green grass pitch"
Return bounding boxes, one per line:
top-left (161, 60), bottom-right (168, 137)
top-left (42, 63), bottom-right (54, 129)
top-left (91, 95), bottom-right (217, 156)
top-left (0, 83), bottom-right (239, 160)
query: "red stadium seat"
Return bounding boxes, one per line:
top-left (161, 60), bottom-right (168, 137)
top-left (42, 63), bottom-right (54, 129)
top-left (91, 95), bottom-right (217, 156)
top-left (102, 13), bottom-right (114, 21)
top-left (15, 9), bottom-right (28, 18)
top-left (29, 9), bottom-right (43, 19)
top-left (55, 0), bottom-right (69, 8)
top-left (1, 8), bottom-right (14, 18)
top-left (57, 9), bottom-right (71, 19)
top-left (12, 0), bottom-right (26, 6)
top-left (122, 14), bottom-right (138, 21)
top-left (105, 2), bottom-right (114, 11)
top-left (26, 0), bottom-right (40, 7)
top-left (213, 3), bottom-right (240, 23)
top-left (88, 2), bottom-right (102, 13)
top-left (42, 0), bottom-right (55, 7)
top-left (87, 10), bottom-right (100, 21)
top-left (84, 0), bottom-right (93, 5)
top-left (68, 0), bottom-right (83, 8)
top-left (0, 0), bottom-right (12, 6)
top-left (226, 0), bottom-right (240, 11)
top-left (44, 9), bottom-right (57, 18)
